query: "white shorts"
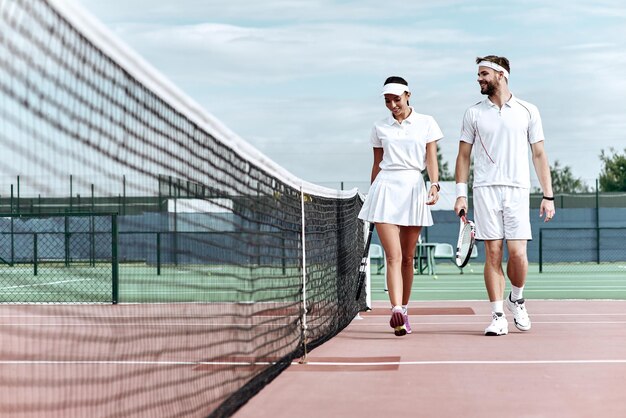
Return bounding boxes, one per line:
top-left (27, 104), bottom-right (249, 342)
top-left (473, 186), bottom-right (531, 240)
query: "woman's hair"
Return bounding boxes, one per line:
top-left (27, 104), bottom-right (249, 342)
top-left (384, 76), bottom-right (409, 86)
top-left (475, 55), bottom-right (510, 74)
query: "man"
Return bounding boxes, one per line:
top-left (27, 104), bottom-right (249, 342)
top-left (454, 55), bottom-right (556, 336)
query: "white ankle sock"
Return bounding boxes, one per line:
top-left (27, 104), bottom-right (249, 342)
top-left (491, 300), bottom-right (504, 314)
top-left (510, 285), bottom-right (524, 301)
top-left (392, 305), bottom-right (403, 313)
top-left (402, 305), bottom-right (408, 314)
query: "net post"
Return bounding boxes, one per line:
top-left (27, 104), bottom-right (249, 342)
top-left (111, 214), bottom-right (119, 304)
top-left (299, 186), bottom-right (308, 363)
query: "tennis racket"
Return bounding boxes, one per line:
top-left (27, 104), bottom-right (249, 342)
top-left (455, 209), bottom-right (475, 268)
top-left (355, 223), bottom-right (375, 301)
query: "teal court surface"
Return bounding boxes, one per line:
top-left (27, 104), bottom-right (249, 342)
top-left (369, 261), bottom-right (626, 301)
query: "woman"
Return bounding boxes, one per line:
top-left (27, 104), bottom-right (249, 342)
top-left (358, 76), bottom-right (442, 336)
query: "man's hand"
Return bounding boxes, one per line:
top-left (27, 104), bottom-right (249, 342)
top-left (454, 196), bottom-right (467, 216)
top-left (540, 200), bottom-right (555, 222)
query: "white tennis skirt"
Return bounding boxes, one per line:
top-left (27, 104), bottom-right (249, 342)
top-left (358, 169), bottom-right (433, 226)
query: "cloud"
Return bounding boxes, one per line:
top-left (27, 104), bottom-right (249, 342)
top-left (73, 0), bottom-right (626, 187)
top-left (113, 21), bottom-right (484, 86)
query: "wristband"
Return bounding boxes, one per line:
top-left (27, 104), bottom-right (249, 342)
top-left (456, 183), bottom-right (468, 198)
top-left (430, 182), bottom-right (440, 192)
top-left (542, 196), bottom-right (555, 201)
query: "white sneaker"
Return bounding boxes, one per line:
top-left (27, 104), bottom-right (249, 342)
top-left (484, 312), bottom-right (508, 336)
top-left (506, 293), bottom-right (531, 331)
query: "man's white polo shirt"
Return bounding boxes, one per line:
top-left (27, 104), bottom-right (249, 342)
top-left (371, 107), bottom-right (443, 172)
top-left (460, 95), bottom-right (544, 189)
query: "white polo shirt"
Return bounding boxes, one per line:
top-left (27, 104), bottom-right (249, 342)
top-left (460, 95), bottom-right (544, 189)
top-left (371, 108), bottom-right (443, 171)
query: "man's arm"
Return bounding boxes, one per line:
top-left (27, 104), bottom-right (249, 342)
top-left (530, 141), bottom-right (555, 222)
top-left (454, 141), bottom-right (473, 215)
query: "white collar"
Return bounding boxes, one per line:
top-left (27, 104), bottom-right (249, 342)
top-left (386, 106), bottom-right (415, 125)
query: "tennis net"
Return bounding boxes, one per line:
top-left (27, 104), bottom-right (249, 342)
top-left (0, 1), bottom-right (366, 417)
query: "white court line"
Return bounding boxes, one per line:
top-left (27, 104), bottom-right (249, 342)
top-left (2, 359), bottom-right (626, 367)
top-left (0, 279), bottom-right (92, 290)
top-left (0, 323), bottom-right (294, 327)
top-left (349, 321), bottom-right (626, 326)
top-left (398, 289), bottom-right (626, 292)
top-left (291, 359), bottom-right (626, 366)
top-left (2, 320), bottom-right (626, 327)
top-left (362, 312), bottom-right (626, 317)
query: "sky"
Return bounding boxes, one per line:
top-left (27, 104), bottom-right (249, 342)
top-left (74, 0), bottom-right (626, 192)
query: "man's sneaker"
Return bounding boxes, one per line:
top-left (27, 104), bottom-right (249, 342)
top-left (390, 309), bottom-right (406, 337)
top-left (403, 313), bottom-right (412, 334)
top-left (484, 312), bottom-right (508, 336)
top-left (506, 293), bottom-right (531, 331)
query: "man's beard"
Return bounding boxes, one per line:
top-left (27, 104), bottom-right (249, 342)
top-left (480, 81), bottom-right (497, 96)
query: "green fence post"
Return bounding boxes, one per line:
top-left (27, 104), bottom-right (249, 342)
top-left (156, 232), bottom-right (161, 276)
top-left (69, 174), bottom-right (73, 212)
top-left (17, 175), bottom-right (20, 215)
top-left (596, 179), bottom-right (600, 264)
top-left (91, 184), bottom-right (95, 267)
top-left (10, 185), bottom-right (14, 264)
top-left (122, 175), bottom-right (126, 216)
top-left (64, 215), bottom-right (70, 267)
top-left (111, 215), bottom-right (119, 304)
top-left (33, 233), bottom-right (38, 276)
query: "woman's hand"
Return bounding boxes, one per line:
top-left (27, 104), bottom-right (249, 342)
top-left (426, 184), bottom-right (439, 205)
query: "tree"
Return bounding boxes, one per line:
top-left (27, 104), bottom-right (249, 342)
top-left (536, 160), bottom-right (590, 194)
top-left (599, 148), bottom-right (626, 192)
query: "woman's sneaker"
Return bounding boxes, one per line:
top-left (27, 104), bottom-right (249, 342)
top-left (484, 312), bottom-right (508, 336)
top-left (403, 312), bottom-right (412, 334)
top-left (390, 308), bottom-right (406, 337)
top-left (506, 293), bottom-right (531, 331)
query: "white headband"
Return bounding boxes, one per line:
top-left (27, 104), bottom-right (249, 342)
top-left (381, 83), bottom-right (411, 96)
top-left (478, 60), bottom-right (509, 79)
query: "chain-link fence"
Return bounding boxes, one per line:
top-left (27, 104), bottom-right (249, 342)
top-left (539, 227), bottom-right (626, 273)
top-left (0, 214), bottom-right (117, 303)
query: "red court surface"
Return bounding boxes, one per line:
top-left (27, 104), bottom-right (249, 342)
top-left (235, 300), bottom-right (626, 418)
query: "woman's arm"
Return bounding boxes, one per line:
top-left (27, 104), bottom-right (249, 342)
top-left (371, 147), bottom-right (384, 184)
top-left (425, 141), bottom-right (439, 204)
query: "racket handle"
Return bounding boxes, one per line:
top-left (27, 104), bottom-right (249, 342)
top-left (356, 272), bottom-right (366, 300)
top-left (459, 209), bottom-right (465, 218)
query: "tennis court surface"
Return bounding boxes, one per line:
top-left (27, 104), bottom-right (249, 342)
top-left (234, 299), bottom-right (626, 418)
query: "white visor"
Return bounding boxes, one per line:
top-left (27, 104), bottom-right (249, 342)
top-left (381, 83), bottom-right (410, 96)
top-left (478, 60), bottom-right (509, 79)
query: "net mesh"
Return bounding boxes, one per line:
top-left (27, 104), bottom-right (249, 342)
top-left (0, 1), bottom-right (366, 417)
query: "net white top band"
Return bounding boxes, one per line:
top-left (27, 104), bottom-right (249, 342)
top-left (478, 60), bottom-right (509, 79)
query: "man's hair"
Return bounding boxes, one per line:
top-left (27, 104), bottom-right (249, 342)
top-left (476, 55), bottom-right (510, 74)
top-left (384, 76), bottom-right (408, 86)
